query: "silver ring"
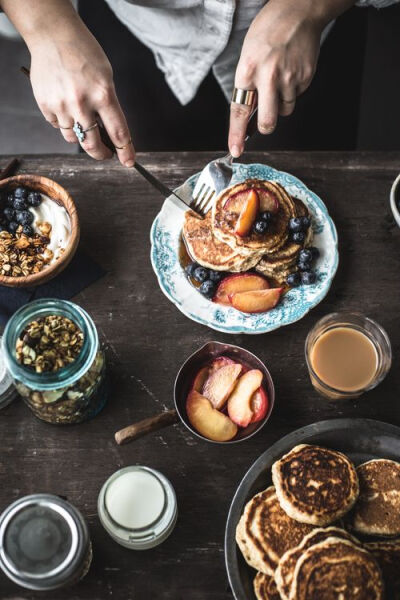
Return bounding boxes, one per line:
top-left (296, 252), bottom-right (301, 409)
top-left (73, 121), bottom-right (98, 143)
top-left (231, 88), bottom-right (256, 106)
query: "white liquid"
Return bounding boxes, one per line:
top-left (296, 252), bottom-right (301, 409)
top-left (31, 194), bottom-right (71, 263)
top-left (105, 471), bottom-right (165, 529)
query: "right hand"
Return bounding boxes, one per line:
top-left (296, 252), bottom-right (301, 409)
top-left (29, 26), bottom-right (135, 167)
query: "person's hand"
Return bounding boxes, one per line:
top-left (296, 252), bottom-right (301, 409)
top-left (29, 26), bottom-right (135, 167)
top-left (229, 0), bottom-right (322, 157)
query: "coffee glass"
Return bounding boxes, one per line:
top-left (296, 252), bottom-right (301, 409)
top-left (305, 312), bottom-right (392, 400)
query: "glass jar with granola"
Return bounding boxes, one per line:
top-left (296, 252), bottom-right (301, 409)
top-left (2, 299), bottom-right (107, 424)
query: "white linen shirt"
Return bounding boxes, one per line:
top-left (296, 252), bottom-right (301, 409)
top-left (105, 0), bottom-right (399, 105)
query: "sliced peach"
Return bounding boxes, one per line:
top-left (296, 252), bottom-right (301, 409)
top-left (257, 188), bottom-right (279, 214)
top-left (186, 390), bottom-right (238, 442)
top-left (250, 386), bottom-right (268, 423)
top-left (202, 363), bottom-right (242, 409)
top-left (227, 370), bottom-right (264, 428)
top-left (214, 273), bottom-right (270, 306)
top-left (229, 288), bottom-right (282, 314)
top-left (191, 366), bottom-right (209, 393)
top-left (224, 190), bottom-right (250, 214)
top-left (209, 356), bottom-right (235, 373)
top-left (234, 189), bottom-right (259, 237)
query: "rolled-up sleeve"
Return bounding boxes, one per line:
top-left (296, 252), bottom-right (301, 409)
top-left (356, 0), bottom-right (399, 7)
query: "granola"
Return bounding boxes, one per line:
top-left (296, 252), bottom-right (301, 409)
top-left (16, 315), bottom-right (84, 373)
top-left (0, 226), bottom-right (53, 277)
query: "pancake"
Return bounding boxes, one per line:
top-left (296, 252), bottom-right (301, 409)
top-left (235, 486), bottom-right (314, 575)
top-left (212, 179), bottom-right (297, 256)
top-left (291, 537), bottom-right (384, 600)
top-left (365, 539), bottom-right (400, 598)
top-left (182, 210), bottom-right (259, 272)
top-left (349, 459), bottom-right (400, 536)
top-left (253, 572), bottom-right (281, 600)
top-left (272, 444), bottom-right (359, 526)
top-left (275, 527), bottom-right (360, 600)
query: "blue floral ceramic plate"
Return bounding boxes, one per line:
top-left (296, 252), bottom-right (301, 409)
top-left (150, 163), bottom-right (338, 334)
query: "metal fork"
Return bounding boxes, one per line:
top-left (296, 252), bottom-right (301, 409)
top-left (190, 107), bottom-right (258, 217)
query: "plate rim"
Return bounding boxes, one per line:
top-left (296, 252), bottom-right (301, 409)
top-left (224, 417), bottom-right (400, 600)
top-left (150, 164), bottom-right (339, 334)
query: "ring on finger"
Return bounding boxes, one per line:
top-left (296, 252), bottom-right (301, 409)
top-left (115, 138), bottom-right (133, 150)
top-left (73, 120), bottom-right (99, 143)
top-left (231, 87), bottom-right (256, 106)
top-left (59, 124), bottom-right (74, 130)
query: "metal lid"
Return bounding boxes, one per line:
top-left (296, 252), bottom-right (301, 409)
top-left (0, 494), bottom-right (90, 590)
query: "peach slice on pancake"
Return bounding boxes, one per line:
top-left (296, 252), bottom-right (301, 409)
top-left (229, 288), bottom-right (282, 314)
top-left (214, 273), bottom-right (270, 306)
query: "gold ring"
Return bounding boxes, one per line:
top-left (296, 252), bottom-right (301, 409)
top-left (115, 138), bottom-right (133, 150)
top-left (231, 88), bottom-right (256, 106)
top-left (59, 124), bottom-right (73, 130)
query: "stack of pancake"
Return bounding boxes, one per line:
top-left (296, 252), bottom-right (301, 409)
top-left (236, 444), bottom-right (400, 599)
top-left (182, 179), bottom-right (312, 285)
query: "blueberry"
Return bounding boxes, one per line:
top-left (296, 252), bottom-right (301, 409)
top-left (286, 272), bottom-right (301, 287)
top-left (301, 270), bottom-right (317, 285)
top-left (16, 210), bottom-right (34, 226)
top-left (254, 220), bottom-right (268, 234)
top-left (193, 266), bottom-right (209, 283)
top-left (27, 191), bottom-right (42, 207)
top-left (22, 225), bottom-right (34, 237)
top-left (13, 187), bottom-right (28, 199)
top-left (13, 197), bottom-right (27, 211)
top-left (298, 260), bottom-right (312, 272)
top-left (298, 248), bottom-right (313, 264)
top-left (288, 217), bottom-right (303, 233)
top-left (199, 280), bottom-right (216, 299)
top-left (6, 193), bottom-right (14, 207)
top-left (209, 270), bottom-right (224, 283)
top-left (3, 207), bottom-right (14, 221)
top-left (8, 221), bottom-right (18, 234)
top-left (309, 246), bottom-right (320, 260)
top-left (301, 216), bottom-right (311, 229)
top-left (260, 211), bottom-right (272, 223)
top-left (291, 231), bottom-right (306, 244)
top-left (185, 262), bottom-right (199, 278)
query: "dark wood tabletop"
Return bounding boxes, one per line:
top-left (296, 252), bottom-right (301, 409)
top-left (0, 151), bottom-right (399, 600)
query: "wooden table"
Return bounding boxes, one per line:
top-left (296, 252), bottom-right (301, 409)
top-left (0, 152), bottom-right (399, 600)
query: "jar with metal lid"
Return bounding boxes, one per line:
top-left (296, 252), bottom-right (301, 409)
top-left (2, 298), bottom-right (107, 424)
top-left (0, 494), bottom-right (92, 590)
top-left (98, 466), bottom-right (178, 550)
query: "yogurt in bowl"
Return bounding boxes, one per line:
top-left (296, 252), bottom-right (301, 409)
top-left (31, 193), bottom-right (72, 263)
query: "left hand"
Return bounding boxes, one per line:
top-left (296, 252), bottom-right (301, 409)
top-left (228, 0), bottom-right (323, 157)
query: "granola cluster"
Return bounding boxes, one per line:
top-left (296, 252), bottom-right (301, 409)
top-left (0, 222), bottom-right (54, 277)
top-left (16, 314), bottom-right (84, 373)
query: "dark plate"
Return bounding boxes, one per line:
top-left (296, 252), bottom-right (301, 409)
top-left (224, 418), bottom-right (400, 600)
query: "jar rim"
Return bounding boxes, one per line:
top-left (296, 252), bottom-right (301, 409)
top-left (2, 299), bottom-right (98, 390)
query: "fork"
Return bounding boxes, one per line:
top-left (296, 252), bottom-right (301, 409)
top-left (190, 107), bottom-right (258, 217)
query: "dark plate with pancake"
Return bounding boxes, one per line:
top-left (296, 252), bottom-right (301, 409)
top-left (225, 418), bottom-right (400, 600)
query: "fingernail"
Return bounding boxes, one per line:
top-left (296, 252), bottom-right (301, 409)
top-left (231, 145), bottom-right (241, 158)
top-left (124, 160), bottom-right (135, 168)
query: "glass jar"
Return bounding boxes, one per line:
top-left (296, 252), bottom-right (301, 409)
top-left (0, 494), bottom-right (92, 590)
top-left (2, 298), bottom-right (107, 424)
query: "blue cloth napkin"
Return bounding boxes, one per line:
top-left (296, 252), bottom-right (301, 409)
top-left (0, 249), bottom-right (106, 326)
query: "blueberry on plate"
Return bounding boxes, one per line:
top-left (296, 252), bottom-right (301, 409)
top-left (13, 197), bottom-right (28, 211)
top-left (301, 270), bottom-right (317, 285)
top-left (288, 217), bottom-right (303, 233)
top-left (298, 260), bottom-right (312, 272)
top-left (254, 220), bottom-right (268, 234)
top-left (27, 191), bottom-right (42, 207)
top-left (3, 207), bottom-right (14, 221)
top-left (13, 187), bottom-right (28, 199)
top-left (16, 210), bottom-right (34, 226)
top-left (22, 225), bottom-right (34, 237)
top-left (291, 231), bottom-right (306, 244)
top-left (185, 262), bottom-right (199, 278)
top-left (8, 221), bottom-right (18, 234)
top-left (286, 272), bottom-right (301, 287)
top-left (309, 246), bottom-right (320, 260)
top-left (260, 211), bottom-right (272, 223)
top-left (199, 279), bottom-right (216, 299)
top-left (301, 216), bottom-right (311, 229)
top-left (209, 270), bottom-right (224, 283)
top-left (298, 248), bottom-right (313, 264)
top-left (193, 266), bottom-right (209, 283)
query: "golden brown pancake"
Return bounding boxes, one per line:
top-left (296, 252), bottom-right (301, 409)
top-left (349, 459), bottom-right (400, 536)
top-left (253, 572), bottom-right (281, 600)
top-left (365, 539), bottom-right (400, 598)
top-left (272, 444), bottom-right (359, 526)
top-left (291, 538), bottom-right (384, 600)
